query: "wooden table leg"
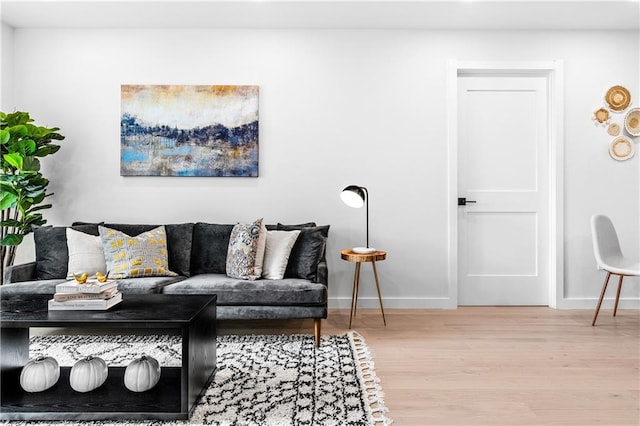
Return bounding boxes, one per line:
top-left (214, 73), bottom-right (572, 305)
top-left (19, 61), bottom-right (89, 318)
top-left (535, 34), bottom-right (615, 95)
top-left (349, 262), bottom-right (361, 329)
top-left (371, 260), bottom-right (387, 326)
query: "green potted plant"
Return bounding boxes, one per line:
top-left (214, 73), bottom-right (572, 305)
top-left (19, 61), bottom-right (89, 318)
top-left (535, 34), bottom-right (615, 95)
top-left (0, 111), bottom-right (64, 281)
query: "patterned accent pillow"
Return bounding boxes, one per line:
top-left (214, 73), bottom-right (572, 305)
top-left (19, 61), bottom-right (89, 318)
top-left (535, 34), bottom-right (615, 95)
top-left (99, 225), bottom-right (177, 279)
top-left (226, 219), bottom-right (264, 280)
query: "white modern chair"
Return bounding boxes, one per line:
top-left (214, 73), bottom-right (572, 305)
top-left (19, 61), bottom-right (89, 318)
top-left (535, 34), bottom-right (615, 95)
top-left (590, 214), bottom-right (640, 326)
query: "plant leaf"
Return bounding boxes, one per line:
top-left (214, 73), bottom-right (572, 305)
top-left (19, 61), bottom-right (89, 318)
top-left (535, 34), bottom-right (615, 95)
top-left (22, 156), bottom-right (41, 172)
top-left (26, 203), bottom-right (52, 213)
top-left (0, 219), bottom-right (21, 227)
top-left (9, 124), bottom-right (28, 137)
top-left (3, 152), bottom-right (23, 170)
top-left (0, 233), bottom-right (24, 246)
top-left (24, 139), bottom-right (37, 155)
top-left (0, 192), bottom-right (17, 209)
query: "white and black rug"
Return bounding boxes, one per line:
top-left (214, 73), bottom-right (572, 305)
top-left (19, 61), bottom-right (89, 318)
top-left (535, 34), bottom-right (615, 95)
top-left (10, 332), bottom-right (391, 426)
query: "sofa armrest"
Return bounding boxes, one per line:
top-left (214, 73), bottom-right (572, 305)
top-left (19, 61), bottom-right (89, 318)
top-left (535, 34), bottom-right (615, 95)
top-left (316, 260), bottom-right (328, 286)
top-left (3, 262), bottom-right (36, 285)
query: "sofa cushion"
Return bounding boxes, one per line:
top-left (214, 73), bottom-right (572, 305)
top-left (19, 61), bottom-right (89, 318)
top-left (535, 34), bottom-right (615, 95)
top-left (34, 224), bottom-right (100, 280)
top-left (0, 279), bottom-right (67, 296)
top-left (66, 228), bottom-right (107, 279)
top-left (162, 273), bottom-right (326, 306)
top-left (226, 219), bottom-right (264, 280)
top-left (277, 224), bottom-right (329, 281)
top-left (191, 223), bottom-right (234, 275)
top-left (99, 225), bottom-right (177, 279)
top-left (111, 276), bottom-right (185, 294)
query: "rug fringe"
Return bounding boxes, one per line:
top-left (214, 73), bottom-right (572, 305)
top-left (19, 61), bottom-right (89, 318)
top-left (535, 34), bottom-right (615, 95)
top-left (348, 331), bottom-right (394, 426)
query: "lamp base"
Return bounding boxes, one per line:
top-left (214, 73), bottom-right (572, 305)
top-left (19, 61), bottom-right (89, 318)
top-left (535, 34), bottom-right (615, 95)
top-left (352, 247), bottom-right (377, 254)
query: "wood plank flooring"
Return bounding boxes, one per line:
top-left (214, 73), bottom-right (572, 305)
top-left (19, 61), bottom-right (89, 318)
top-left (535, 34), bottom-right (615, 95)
top-left (219, 307), bottom-right (640, 426)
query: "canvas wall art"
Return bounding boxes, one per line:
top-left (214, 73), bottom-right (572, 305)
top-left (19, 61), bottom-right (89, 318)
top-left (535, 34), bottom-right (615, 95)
top-left (120, 85), bottom-right (259, 176)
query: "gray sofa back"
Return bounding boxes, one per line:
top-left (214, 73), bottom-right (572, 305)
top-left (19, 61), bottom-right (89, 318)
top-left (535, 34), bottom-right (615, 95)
top-left (32, 221), bottom-right (329, 283)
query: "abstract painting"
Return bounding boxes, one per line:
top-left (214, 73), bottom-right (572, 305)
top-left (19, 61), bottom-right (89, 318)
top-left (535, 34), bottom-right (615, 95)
top-left (120, 85), bottom-right (259, 176)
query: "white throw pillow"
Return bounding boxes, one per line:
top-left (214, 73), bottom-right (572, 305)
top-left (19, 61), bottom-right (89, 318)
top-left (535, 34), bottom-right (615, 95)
top-left (262, 230), bottom-right (301, 279)
top-left (66, 228), bottom-right (107, 279)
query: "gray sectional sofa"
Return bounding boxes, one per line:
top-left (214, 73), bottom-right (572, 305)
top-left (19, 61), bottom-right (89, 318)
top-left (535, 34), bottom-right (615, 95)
top-left (1, 222), bottom-right (329, 345)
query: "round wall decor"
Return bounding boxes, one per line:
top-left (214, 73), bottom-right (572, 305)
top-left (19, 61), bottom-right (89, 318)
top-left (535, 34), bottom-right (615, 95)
top-left (605, 85), bottom-right (631, 111)
top-left (624, 108), bottom-right (640, 136)
top-left (607, 123), bottom-right (621, 136)
top-left (593, 107), bottom-right (610, 125)
top-left (609, 136), bottom-right (634, 161)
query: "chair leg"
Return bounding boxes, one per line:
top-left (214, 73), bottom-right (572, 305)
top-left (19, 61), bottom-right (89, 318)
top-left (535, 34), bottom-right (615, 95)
top-left (613, 275), bottom-right (624, 317)
top-left (592, 271), bottom-right (612, 326)
top-left (314, 318), bottom-right (321, 347)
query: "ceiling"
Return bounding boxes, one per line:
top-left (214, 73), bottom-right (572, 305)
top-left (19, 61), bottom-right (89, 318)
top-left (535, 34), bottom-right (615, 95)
top-left (1, 0), bottom-right (639, 30)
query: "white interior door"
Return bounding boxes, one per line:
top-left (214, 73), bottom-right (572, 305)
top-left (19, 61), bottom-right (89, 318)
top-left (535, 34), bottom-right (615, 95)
top-left (458, 74), bottom-right (549, 306)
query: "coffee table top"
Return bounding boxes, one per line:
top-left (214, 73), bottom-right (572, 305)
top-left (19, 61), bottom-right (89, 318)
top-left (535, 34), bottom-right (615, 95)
top-left (0, 294), bottom-right (217, 329)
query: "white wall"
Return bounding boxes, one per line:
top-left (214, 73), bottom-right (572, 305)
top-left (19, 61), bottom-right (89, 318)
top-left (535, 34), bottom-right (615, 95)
top-left (1, 22), bottom-right (14, 110)
top-left (6, 28), bottom-right (639, 308)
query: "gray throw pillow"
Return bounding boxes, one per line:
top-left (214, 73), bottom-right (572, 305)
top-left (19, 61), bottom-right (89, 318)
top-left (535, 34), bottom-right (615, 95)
top-left (277, 224), bottom-right (329, 281)
top-left (34, 224), bottom-right (100, 280)
top-left (191, 223), bottom-right (235, 275)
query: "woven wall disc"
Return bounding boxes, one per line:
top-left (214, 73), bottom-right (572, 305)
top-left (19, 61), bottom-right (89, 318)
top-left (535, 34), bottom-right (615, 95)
top-left (607, 123), bottom-right (621, 136)
top-left (609, 136), bottom-right (634, 161)
top-left (624, 108), bottom-right (640, 136)
top-left (593, 107), bottom-right (610, 125)
top-left (605, 85), bottom-right (631, 111)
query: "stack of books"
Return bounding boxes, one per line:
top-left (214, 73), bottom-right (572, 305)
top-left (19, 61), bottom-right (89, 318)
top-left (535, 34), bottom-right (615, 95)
top-left (48, 280), bottom-right (122, 311)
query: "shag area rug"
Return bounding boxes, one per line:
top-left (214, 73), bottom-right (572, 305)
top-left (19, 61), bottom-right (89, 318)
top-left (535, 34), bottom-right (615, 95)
top-left (8, 332), bottom-right (391, 426)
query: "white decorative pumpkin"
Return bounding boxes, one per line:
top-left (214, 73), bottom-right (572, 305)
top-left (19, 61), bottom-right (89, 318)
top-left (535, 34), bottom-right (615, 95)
top-left (124, 355), bottom-right (161, 392)
top-left (69, 356), bottom-right (108, 393)
top-left (20, 356), bottom-right (60, 392)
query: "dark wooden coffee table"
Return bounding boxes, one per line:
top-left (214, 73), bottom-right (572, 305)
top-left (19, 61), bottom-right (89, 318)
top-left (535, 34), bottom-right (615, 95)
top-left (0, 294), bottom-right (217, 421)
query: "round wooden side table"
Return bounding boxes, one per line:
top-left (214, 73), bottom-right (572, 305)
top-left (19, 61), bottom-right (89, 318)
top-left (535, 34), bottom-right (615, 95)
top-left (340, 249), bottom-right (387, 329)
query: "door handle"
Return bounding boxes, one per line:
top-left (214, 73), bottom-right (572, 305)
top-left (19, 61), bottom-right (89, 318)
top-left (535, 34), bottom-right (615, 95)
top-left (458, 197), bottom-right (477, 206)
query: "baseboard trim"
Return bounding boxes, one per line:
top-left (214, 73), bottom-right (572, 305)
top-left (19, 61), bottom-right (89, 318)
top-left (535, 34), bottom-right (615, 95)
top-left (328, 297), bottom-right (452, 309)
top-left (328, 297), bottom-right (640, 309)
top-left (555, 297), bottom-right (640, 310)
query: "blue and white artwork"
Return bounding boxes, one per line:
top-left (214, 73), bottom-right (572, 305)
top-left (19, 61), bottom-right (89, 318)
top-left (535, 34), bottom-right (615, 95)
top-left (120, 85), bottom-right (259, 176)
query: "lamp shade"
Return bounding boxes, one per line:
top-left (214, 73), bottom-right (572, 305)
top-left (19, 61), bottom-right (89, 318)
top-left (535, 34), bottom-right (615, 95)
top-left (340, 185), bottom-right (366, 208)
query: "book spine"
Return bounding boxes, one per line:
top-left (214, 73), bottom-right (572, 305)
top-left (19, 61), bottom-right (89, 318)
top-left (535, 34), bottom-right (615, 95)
top-left (55, 282), bottom-right (117, 294)
top-left (53, 290), bottom-right (116, 302)
top-left (47, 302), bottom-right (121, 311)
top-left (49, 293), bottom-right (121, 308)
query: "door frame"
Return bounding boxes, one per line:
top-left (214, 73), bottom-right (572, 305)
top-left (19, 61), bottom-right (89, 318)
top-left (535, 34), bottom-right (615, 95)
top-left (445, 60), bottom-right (565, 308)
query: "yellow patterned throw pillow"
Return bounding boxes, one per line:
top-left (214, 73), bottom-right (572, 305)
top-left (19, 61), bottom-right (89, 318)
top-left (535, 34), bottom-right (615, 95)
top-left (99, 225), bottom-right (177, 279)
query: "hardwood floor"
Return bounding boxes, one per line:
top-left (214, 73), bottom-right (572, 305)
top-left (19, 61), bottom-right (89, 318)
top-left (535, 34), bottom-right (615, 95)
top-left (219, 307), bottom-right (640, 426)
